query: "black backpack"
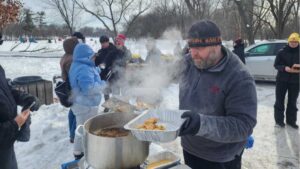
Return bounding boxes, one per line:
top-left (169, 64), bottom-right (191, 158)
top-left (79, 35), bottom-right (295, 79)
top-left (55, 80), bottom-right (72, 107)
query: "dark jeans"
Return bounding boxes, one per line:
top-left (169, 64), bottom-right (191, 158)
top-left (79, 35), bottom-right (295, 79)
top-left (183, 150), bottom-right (243, 169)
top-left (0, 148), bottom-right (18, 169)
top-left (68, 109), bottom-right (76, 140)
top-left (274, 81), bottom-right (299, 124)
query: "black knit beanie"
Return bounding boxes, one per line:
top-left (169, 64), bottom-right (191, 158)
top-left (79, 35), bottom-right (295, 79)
top-left (187, 20), bottom-right (222, 47)
top-left (100, 35), bottom-right (109, 43)
top-left (72, 32), bottom-right (85, 41)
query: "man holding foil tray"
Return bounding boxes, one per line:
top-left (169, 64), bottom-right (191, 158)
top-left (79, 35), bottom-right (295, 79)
top-left (175, 20), bottom-right (257, 169)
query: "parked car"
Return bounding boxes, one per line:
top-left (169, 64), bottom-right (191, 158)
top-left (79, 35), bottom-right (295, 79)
top-left (244, 40), bottom-right (287, 81)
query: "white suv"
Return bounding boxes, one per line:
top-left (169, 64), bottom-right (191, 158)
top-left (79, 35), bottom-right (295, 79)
top-left (245, 40), bottom-right (287, 81)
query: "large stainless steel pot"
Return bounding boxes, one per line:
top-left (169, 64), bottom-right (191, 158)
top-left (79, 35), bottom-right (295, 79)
top-left (77, 112), bottom-right (149, 169)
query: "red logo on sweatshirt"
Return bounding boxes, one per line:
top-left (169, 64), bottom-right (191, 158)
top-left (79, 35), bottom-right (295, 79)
top-left (210, 85), bottom-right (220, 94)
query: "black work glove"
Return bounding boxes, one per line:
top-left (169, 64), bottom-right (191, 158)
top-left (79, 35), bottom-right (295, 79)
top-left (21, 95), bottom-right (40, 112)
top-left (17, 115), bottom-right (31, 142)
top-left (179, 111), bottom-right (201, 136)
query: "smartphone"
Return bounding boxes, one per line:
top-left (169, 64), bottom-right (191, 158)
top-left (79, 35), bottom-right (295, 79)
top-left (27, 101), bottom-right (36, 110)
top-left (292, 64), bottom-right (300, 70)
top-left (293, 67), bottom-right (300, 70)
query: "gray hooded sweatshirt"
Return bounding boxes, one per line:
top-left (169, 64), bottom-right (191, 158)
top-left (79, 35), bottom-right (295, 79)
top-left (179, 46), bottom-right (257, 162)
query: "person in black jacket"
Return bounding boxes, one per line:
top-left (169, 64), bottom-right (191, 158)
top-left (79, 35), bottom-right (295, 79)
top-left (0, 65), bottom-right (40, 169)
top-left (274, 32), bottom-right (300, 129)
top-left (96, 36), bottom-right (118, 81)
top-left (95, 35), bottom-right (126, 111)
top-left (232, 38), bottom-right (246, 64)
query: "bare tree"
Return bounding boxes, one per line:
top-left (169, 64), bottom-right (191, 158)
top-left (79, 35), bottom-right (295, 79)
top-left (251, 1), bottom-right (271, 38)
top-left (213, 1), bottom-right (240, 40)
top-left (123, 0), bottom-right (152, 35)
top-left (233, 0), bottom-right (256, 44)
top-left (232, 0), bottom-right (271, 44)
top-left (172, 0), bottom-right (189, 34)
top-left (290, 0), bottom-right (299, 32)
top-left (74, 0), bottom-right (151, 36)
top-left (44, 0), bottom-right (81, 35)
top-left (3, 22), bottom-right (112, 40)
top-left (34, 11), bottom-right (47, 37)
top-left (263, 0), bottom-right (297, 38)
top-left (21, 8), bottom-right (36, 35)
top-left (184, 0), bottom-right (221, 20)
top-left (35, 11), bottom-right (46, 29)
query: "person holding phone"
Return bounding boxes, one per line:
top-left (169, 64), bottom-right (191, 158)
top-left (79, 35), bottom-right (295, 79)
top-left (0, 65), bottom-right (40, 169)
top-left (274, 32), bottom-right (300, 129)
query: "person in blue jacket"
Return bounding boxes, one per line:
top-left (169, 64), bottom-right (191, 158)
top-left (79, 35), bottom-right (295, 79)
top-left (69, 43), bottom-right (105, 160)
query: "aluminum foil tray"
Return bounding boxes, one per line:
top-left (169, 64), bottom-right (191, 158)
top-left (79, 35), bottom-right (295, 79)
top-left (124, 109), bottom-right (186, 142)
top-left (101, 97), bottom-right (137, 113)
top-left (140, 151), bottom-right (181, 169)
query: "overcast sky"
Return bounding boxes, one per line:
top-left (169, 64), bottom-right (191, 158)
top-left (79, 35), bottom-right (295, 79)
top-left (22, 0), bottom-right (101, 28)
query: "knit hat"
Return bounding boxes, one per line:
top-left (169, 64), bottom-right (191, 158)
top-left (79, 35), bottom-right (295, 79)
top-left (187, 20), bottom-right (222, 47)
top-left (100, 35), bottom-right (109, 43)
top-left (116, 34), bottom-right (126, 41)
top-left (288, 32), bottom-right (300, 43)
top-left (72, 32), bottom-right (85, 41)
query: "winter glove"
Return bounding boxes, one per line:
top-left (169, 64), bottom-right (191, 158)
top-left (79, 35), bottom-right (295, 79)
top-left (21, 95), bottom-right (40, 112)
top-left (17, 115), bottom-right (31, 142)
top-left (179, 111), bottom-right (201, 136)
top-left (245, 135), bottom-right (254, 149)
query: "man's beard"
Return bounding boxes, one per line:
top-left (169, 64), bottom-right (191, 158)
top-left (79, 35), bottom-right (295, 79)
top-left (193, 50), bottom-right (220, 69)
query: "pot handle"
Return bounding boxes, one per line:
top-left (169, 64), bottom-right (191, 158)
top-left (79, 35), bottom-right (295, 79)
top-left (75, 125), bottom-right (84, 138)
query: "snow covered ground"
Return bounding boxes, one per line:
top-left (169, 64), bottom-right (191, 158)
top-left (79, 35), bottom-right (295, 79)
top-left (0, 39), bottom-right (299, 169)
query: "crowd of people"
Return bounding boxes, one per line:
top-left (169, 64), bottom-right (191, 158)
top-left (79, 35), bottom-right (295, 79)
top-left (0, 20), bottom-right (299, 169)
top-left (60, 24), bottom-right (300, 169)
top-left (60, 32), bottom-right (134, 160)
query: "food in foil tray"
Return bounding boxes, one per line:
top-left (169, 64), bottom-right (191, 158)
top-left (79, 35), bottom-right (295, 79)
top-left (102, 97), bottom-right (136, 113)
top-left (93, 127), bottom-right (129, 137)
top-left (136, 118), bottom-right (166, 130)
top-left (147, 159), bottom-right (172, 169)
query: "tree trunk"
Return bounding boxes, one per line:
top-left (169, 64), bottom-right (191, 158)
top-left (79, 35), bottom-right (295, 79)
top-left (68, 27), bottom-right (73, 35)
top-left (234, 0), bottom-right (255, 44)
